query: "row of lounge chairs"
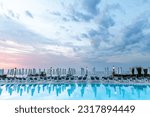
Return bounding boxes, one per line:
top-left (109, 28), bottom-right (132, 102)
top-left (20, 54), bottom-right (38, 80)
top-left (0, 75), bottom-right (101, 83)
top-left (102, 76), bottom-right (150, 83)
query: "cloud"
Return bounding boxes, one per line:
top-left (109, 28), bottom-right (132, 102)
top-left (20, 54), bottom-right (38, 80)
top-left (105, 3), bottom-right (125, 14)
top-left (8, 10), bottom-right (15, 18)
top-left (102, 13), bottom-right (150, 64)
top-left (82, 0), bottom-right (101, 15)
top-left (0, 9), bottom-right (20, 19)
top-left (0, 14), bottom-right (83, 68)
top-left (25, 10), bottom-right (33, 18)
top-left (75, 11), bottom-right (150, 67)
top-left (47, 10), bottom-right (61, 16)
top-left (0, 15), bottom-right (57, 46)
top-left (115, 13), bottom-right (150, 54)
top-left (40, 45), bottom-right (76, 57)
top-left (0, 40), bottom-right (34, 54)
top-left (62, 0), bottom-right (101, 22)
top-left (67, 10), bottom-right (92, 22)
top-left (86, 9), bottom-right (115, 49)
top-left (0, 0), bottom-right (150, 69)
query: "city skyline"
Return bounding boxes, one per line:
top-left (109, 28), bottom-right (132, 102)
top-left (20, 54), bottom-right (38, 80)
top-left (0, 0), bottom-right (150, 69)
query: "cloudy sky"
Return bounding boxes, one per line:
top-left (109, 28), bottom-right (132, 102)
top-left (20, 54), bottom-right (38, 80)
top-left (0, 0), bottom-right (150, 69)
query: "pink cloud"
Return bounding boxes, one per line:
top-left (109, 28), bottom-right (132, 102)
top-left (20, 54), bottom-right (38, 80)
top-left (0, 52), bottom-right (86, 69)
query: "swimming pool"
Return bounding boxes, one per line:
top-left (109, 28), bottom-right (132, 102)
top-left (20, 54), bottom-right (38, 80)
top-left (0, 83), bottom-right (150, 100)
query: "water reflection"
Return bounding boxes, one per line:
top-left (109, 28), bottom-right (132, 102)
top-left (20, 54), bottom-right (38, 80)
top-left (0, 84), bottom-right (150, 99)
top-left (0, 87), bottom-right (2, 95)
top-left (91, 84), bottom-right (100, 97)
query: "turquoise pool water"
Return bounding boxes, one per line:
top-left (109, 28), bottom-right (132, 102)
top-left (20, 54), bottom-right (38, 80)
top-left (0, 84), bottom-right (150, 100)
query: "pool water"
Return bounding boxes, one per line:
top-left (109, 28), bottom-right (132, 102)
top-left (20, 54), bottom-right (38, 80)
top-left (0, 84), bottom-right (150, 100)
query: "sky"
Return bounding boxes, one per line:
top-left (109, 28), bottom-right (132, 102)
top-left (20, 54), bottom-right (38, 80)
top-left (0, 0), bottom-right (150, 70)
